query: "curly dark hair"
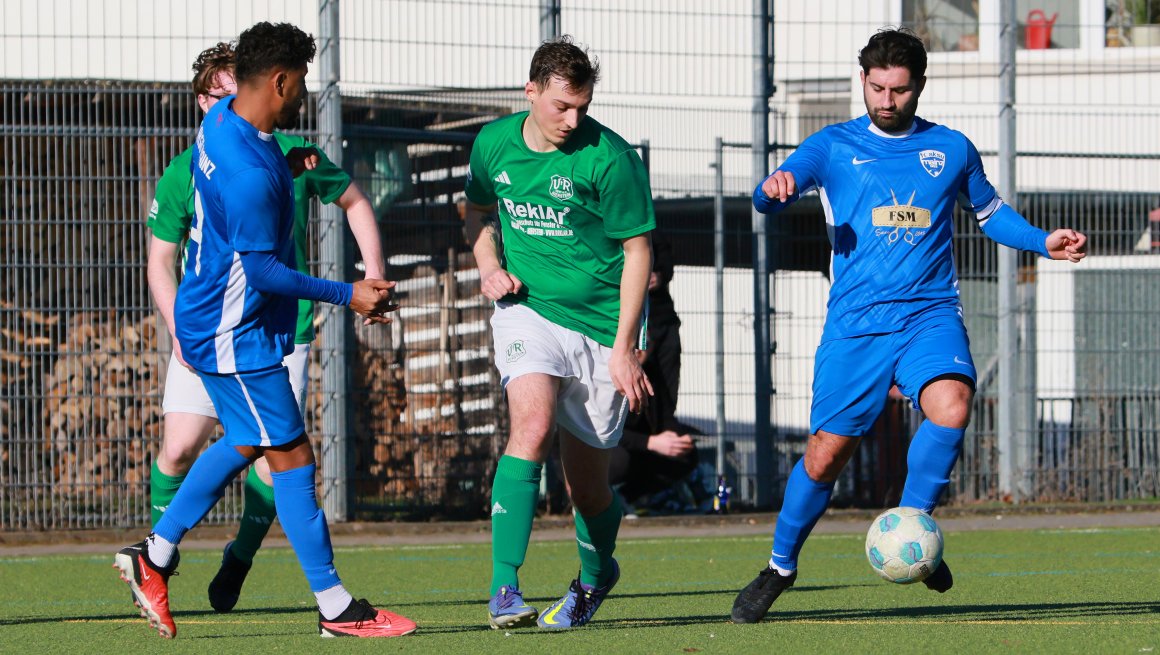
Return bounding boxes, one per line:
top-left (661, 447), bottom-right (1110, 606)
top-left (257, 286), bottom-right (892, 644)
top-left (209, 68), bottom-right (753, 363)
top-left (234, 22), bottom-right (317, 84)
top-left (858, 28), bottom-right (927, 80)
top-left (191, 42), bottom-right (235, 95)
top-left (528, 35), bottom-right (600, 91)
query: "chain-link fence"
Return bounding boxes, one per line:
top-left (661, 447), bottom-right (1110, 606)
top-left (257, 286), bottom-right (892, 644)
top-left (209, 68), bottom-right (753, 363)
top-left (1, 0), bottom-right (1158, 530)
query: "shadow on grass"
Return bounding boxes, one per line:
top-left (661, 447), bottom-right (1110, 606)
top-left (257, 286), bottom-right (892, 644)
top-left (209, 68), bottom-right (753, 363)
top-left (569, 599), bottom-right (1160, 632)
top-left (0, 605), bottom-right (310, 627)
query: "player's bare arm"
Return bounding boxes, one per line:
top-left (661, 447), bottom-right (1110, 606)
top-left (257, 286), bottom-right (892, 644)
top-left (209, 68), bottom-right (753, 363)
top-left (1045, 228), bottom-right (1087, 263)
top-left (336, 182), bottom-right (390, 325)
top-left (337, 183), bottom-right (385, 279)
top-left (466, 201), bottom-right (522, 300)
top-left (761, 170), bottom-right (797, 203)
top-left (609, 232), bottom-right (654, 414)
top-left (146, 235), bottom-right (192, 369)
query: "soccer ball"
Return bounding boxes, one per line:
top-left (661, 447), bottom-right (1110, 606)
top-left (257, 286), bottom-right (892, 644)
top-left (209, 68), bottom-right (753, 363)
top-left (865, 506), bottom-right (944, 584)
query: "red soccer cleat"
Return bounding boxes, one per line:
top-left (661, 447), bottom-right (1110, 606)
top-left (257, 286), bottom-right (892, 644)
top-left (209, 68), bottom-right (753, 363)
top-left (318, 598), bottom-right (417, 638)
top-left (113, 540), bottom-right (178, 638)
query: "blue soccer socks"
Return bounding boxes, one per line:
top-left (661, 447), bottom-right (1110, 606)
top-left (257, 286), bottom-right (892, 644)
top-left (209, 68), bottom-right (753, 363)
top-left (271, 463), bottom-right (342, 593)
top-left (901, 420), bottom-right (965, 513)
top-left (770, 458), bottom-right (835, 572)
top-left (153, 438), bottom-right (250, 547)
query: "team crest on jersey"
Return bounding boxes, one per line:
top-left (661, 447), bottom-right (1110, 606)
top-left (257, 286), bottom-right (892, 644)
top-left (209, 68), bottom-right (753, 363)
top-left (506, 340), bottom-right (527, 362)
top-left (549, 175), bottom-right (574, 201)
top-left (919, 149), bottom-right (946, 178)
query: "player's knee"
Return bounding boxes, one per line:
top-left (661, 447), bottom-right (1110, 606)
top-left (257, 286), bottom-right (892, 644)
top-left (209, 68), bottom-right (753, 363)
top-left (506, 425), bottom-right (554, 461)
top-left (569, 484), bottom-right (613, 517)
top-left (924, 395), bottom-right (972, 428)
top-left (803, 454), bottom-right (844, 483)
top-left (158, 442), bottom-right (199, 473)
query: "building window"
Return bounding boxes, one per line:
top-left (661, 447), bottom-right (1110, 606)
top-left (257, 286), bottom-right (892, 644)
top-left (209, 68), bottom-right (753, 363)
top-left (902, 0), bottom-right (980, 52)
top-left (1107, 0), bottom-right (1160, 47)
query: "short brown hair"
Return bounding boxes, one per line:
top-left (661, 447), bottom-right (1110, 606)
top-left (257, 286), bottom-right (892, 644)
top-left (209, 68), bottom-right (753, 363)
top-left (858, 28), bottom-right (927, 80)
top-left (191, 42), bottom-right (235, 96)
top-left (528, 35), bottom-right (600, 91)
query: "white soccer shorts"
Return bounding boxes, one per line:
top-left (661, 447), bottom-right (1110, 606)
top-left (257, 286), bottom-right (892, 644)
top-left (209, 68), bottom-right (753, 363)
top-left (161, 342), bottom-right (311, 418)
top-left (490, 302), bottom-right (629, 449)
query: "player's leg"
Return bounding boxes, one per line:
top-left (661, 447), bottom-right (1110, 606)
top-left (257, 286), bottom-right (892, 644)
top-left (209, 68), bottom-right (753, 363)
top-left (225, 365), bottom-right (414, 637)
top-left (118, 432), bottom-right (253, 639)
top-left (209, 344), bottom-right (309, 611)
top-left (537, 332), bottom-right (628, 630)
top-left (152, 353), bottom-right (219, 526)
top-left (261, 435), bottom-right (414, 638)
top-left (732, 335), bottom-right (892, 623)
top-left (486, 302), bottom-right (569, 628)
top-left (487, 373), bottom-right (557, 627)
top-left (894, 309), bottom-right (977, 593)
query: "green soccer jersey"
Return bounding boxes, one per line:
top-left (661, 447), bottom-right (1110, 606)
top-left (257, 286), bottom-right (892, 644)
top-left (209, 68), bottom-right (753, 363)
top-left (146, 132), bottom-right (352, 344)
top-left (464, 112), bottom-right (655, 347)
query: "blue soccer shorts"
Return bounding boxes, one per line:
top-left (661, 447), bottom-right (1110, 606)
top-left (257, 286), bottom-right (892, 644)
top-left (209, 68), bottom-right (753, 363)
top-left (809, 306), bottom-right (977, 437)
top-left (198, 364), bottom-right (306, 447)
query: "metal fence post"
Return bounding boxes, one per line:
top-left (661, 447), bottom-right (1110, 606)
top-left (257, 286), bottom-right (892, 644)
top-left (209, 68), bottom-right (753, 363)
top-left (712, 137), bottom-right (728, 482)
top-left (997, 0), bottom-right (1020, 502)
top-left (541, 0), bottom-right (560, 43)
top-left (317, 0), bottom-right (350, 521)
top-left (751, 0), bottom-right (774, 507)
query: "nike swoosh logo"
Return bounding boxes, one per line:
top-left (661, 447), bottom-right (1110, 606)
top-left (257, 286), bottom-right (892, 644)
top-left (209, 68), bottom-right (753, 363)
top-left (852, 156), bottom-right (877, 165)
top-left (954, 356), bottom-right (969, 365)
top-left (142, 567), bottom-right (151, 581)
top-left (540, 602), bottom-right (565, 625)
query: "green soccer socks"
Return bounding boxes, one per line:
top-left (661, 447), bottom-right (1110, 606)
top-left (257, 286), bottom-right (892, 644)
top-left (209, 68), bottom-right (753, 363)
top-left (490, 455), bottom-right (542, 595)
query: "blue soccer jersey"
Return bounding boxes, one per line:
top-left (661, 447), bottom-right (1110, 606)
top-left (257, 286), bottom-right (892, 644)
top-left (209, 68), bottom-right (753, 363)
top-left (757, 115), bottom-right (1004, 342)
top-left (176, 97), bottom-right (296, 374)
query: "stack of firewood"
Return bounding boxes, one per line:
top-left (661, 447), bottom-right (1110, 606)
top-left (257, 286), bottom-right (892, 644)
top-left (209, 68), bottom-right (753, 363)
top-left (41, 312), bottom-right (161, 497)
top-left (0, 301), bottom-right (61, 486)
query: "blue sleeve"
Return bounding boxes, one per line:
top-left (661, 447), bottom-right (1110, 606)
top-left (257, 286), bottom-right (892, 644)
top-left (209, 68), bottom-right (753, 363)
top-left (979, 203), bottom-right (1050, 259)
top-left (752, 132), bottom-right (830, 215)
top-left (239, 250), bottom-right (354, 306)
top-left (222, 168), bottom-right (282, 252)
top-left (958, 137), bottom-right (999, 213)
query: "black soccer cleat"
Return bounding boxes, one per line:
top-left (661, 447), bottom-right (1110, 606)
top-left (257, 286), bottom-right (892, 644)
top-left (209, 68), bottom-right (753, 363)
top-left (731, 566), bottom-right (797, 624)
top-left (207, 541), bottom-right (253, 613)
top-left (923, 559), bottom-right (953, 593)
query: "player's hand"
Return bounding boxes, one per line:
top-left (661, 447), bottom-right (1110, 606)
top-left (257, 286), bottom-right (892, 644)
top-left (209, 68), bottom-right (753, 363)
top-left (172, 336), bottom-right (194, 371)
top-left (285, 146), bottom-right (321, 178)
top-left (360, 274), bottom-right (387, 326)
top-left (1046, 228), bottom-right (1087, 263)
top-left (761, 170), bottom-right (796, 203)
top-left (609, 346), bottom-right (654, 414)
top-left (647, 431), bottom-right (694, 458)
top-left (479, 267), bottom-right (522, 301)
top-left (350, 279), bottom-right (399, 324)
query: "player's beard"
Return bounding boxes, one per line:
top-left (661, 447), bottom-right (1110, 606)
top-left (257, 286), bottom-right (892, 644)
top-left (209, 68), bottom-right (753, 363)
top-left (275, 100), bottom-right (302, 130)
top-left (866, 94), bottom-right (919, 133)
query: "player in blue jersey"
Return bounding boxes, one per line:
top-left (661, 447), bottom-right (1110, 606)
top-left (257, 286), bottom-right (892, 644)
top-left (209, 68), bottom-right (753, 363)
top-left (731, 28), bottom-right (1087, 624)
top-left (113, 22), bottom-right (415, 639)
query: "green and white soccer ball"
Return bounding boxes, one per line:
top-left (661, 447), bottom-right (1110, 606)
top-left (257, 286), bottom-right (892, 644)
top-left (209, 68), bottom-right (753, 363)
top-left (865, 506), bottom-right (944, 584)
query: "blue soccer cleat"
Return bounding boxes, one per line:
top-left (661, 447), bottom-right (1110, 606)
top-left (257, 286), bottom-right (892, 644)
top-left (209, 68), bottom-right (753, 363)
top-left (536, 559), bottom-right (620, 630)
top-left (487, 585), bottom-right (538, 629)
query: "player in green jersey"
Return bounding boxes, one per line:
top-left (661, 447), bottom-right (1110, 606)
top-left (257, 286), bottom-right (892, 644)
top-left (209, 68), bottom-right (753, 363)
top-left (464, 36), bottom-right (655, 630)
top-left (144, 42), bottom-right (385, 613)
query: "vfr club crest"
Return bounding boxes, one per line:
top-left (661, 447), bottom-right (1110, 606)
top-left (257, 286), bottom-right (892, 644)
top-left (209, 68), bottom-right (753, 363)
top-left (549, 175), bottom-right (574, 201)
top-left (919, 149), bottom-right (945, 178)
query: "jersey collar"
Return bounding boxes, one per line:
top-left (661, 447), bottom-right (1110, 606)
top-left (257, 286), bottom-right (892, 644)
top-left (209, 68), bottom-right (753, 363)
top-left (865, 115), bottom-right (918, 139)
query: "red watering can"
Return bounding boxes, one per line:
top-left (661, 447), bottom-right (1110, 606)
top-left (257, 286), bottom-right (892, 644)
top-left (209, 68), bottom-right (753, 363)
top-left (1025, 9), bottom-right (1058, 49)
